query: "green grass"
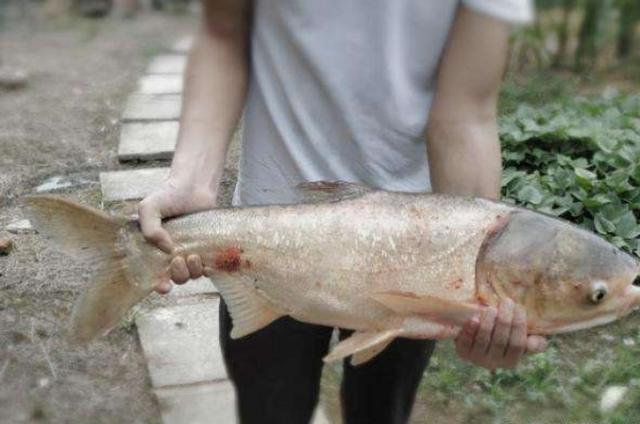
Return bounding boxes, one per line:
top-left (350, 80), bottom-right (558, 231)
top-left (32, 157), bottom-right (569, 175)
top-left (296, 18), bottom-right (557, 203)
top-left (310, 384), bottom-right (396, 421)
top-left (417, 315), bottom-right (640, 423)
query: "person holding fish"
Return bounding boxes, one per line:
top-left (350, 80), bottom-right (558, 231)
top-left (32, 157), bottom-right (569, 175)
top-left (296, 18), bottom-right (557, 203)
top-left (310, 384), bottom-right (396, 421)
top-left (136, 1), bottom-right (544, 423)
top-left (27, 0), bottom-right (640, 422)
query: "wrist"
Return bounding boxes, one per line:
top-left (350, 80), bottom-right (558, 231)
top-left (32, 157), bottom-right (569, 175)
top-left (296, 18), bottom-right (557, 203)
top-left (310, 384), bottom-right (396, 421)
top-left (165, 174), bottom-right (219, 204)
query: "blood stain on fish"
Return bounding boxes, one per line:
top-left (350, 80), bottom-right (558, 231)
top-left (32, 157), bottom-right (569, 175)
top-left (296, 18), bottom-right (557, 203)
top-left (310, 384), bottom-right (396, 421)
top-left (215, 247), bottom-right (243, 272)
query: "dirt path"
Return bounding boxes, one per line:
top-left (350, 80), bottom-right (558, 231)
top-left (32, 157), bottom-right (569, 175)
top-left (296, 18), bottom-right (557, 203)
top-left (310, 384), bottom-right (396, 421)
top-left (0, 9), bottom-right (197, 423)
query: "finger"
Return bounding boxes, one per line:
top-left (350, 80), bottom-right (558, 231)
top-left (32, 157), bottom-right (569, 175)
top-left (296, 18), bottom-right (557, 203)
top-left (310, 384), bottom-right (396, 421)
top-left (170, 256), bottom-right (190, 284)
top-left (526, 335), bottom-right (548, 354)
top-left (138, 198), bottom-right (174, 253)
top-left (469, 306), bottom-right (497, 358)
top-left (488, 299), bottom-right (514, 360)
top-left (503, 304), bottom-right (527, 368)
top-left (186, 254), bottom-right (204, 279)
top-left (455, 316), bottom-right (480, 359)
top-left (154, 281), bottom-right (173, 295)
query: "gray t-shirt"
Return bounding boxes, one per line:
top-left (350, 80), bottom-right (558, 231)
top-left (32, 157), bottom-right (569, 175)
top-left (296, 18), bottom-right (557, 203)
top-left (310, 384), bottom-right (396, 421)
top-left (234, 0), bottom-right (532, 206)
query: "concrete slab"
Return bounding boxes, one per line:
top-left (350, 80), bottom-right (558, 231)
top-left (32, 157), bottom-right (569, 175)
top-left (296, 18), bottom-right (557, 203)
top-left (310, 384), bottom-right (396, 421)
top-left (122, 94), bottom-right (182, 121)
top-left (137, 74), bottom-right (183, 95)
top-left (136, 300), bottom-right (227, 387)
top-left (170, 277), bottom-right (218, 297)
top-left (118, 122), bottom-right (179, 162)
top-left (155, 381), bottom-right (236, 424)
top-left (172, 36), bottom-right (194, 53)
top-left (147, 55), bottom-right (187, 74)
top-left (100, 167), bottom-right (169, 202)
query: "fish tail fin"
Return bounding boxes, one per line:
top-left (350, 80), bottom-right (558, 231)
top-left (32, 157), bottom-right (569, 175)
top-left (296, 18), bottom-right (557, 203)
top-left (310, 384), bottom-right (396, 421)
top-left (25, 195), bottom-right (160, 343)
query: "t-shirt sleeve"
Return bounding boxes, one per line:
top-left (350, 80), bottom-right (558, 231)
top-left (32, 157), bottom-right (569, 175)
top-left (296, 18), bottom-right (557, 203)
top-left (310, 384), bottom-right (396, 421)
top-left (462, 0), bottom-right (534, 24)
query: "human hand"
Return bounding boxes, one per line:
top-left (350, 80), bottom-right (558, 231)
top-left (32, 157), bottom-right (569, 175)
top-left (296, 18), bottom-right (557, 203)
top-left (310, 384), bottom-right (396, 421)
top-left (138, 178), bottom-right (216, 294)
top-left (455, 299), bottom-right (547, 370)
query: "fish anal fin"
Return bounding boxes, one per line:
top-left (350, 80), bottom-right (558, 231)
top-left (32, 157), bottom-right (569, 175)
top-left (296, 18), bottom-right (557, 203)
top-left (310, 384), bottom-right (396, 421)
top-left (323, 329), bottom-right (401, 365)
top-left (370, 291), bottom-right (482, 327)
top-left (205, 270), bottom-right (284, 339)
top-left (295, 181), bottom-right (372, 204)
top-left (351, 337), bottom-right (395, 366)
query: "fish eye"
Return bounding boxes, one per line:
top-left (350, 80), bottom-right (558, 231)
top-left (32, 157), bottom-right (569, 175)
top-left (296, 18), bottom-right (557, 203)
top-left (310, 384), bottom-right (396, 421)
top-left (633, 276), bottom-right (640, 287)
top-left (590, 282), bottom-right (608, 304)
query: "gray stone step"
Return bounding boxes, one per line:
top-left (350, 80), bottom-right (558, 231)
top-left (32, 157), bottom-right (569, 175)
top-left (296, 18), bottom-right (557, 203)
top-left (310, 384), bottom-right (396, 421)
top-left (100, 167), bottom-right (169, 202)
top-left (136, 299), bottom-right (227, 388)
top-left (122, 94), bottom-right (182, 122)
top-left (118, 122), bottom-right (178, 162)
top-left (172, 36), bottom-right (194, 53)
top-left (137, 74), bottom-right (183, 95)
top-left (155, 381), bottom-right (236, 424)
top-left (147, 55), bottom-right (188, 75)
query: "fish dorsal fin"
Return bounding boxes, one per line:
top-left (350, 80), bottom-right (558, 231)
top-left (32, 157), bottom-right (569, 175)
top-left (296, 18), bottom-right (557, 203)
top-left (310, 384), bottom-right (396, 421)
top-left (323, 329), bottom-right (401, 365)
top-left (204, 270), bottom-right (284, 339)
top-left (295, 180), bottom-right (372, 204)
top-left (370, 291), bottom-right (482, 327)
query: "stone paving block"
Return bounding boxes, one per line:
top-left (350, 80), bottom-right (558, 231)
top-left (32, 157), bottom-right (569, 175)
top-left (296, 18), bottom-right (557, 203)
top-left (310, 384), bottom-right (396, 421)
top-left (137, 299), bottom-right (227, 387)
top-left (100, 167), bottom-right (169, 202)
top-left (170, 276), bottom-right (218, 297)
top-left (118, 122), bottom-right (179, 162)
top-left (172, 35), bottom-right (194, 53)
top-left (156, 381), bottom-right (236, 424)
top-left (137, 74), bottom-right (183, 95)
top-left (147, 55), bottom-right (187, 74)
top-left (122, 94), bottom-right (182, 121)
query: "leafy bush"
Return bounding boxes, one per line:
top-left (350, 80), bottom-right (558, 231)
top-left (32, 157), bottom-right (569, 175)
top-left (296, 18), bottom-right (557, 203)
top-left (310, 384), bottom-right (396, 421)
top-left (499, 95), bottom-right (640, 255)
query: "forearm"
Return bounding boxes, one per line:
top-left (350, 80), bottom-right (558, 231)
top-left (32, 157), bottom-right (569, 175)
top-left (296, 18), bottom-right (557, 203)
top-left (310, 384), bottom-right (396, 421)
top-left (424, 5), bottom-right (507, 201)
top-left (170, 26), bottom-right (249, 196)
top-left (426, 117), bottom-right (501, 200)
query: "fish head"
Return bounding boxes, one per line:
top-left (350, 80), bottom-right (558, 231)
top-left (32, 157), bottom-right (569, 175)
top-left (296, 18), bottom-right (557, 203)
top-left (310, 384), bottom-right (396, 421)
top-left (476, 209), bottom-right (640, 334)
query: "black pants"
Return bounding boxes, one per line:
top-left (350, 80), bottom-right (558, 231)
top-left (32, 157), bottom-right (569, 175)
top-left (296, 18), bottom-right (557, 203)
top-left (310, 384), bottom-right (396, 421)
top-left (219, 300), bottom-right (436, 424)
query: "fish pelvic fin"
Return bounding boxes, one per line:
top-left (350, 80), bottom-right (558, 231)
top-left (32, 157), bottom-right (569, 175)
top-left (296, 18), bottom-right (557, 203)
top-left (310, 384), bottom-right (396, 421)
top-left (323, 329), bottom-right (402, 366)
top-left (204, 270), bottom-right (284, 339)
top-left (25, 195), bottom-right (156, 343)
top-left (370, 291), bottom-right (482, 328)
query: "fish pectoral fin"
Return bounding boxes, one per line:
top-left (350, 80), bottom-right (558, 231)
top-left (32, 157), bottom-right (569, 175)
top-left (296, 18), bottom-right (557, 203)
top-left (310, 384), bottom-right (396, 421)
top-left (295, 180), bottom-right (372, 204)
top-left (370, 291), bottom-right (482, 327)
top-left (323, 329), bottom-right (401, 366)
top-left (205, 271), bottom-right (284, 339)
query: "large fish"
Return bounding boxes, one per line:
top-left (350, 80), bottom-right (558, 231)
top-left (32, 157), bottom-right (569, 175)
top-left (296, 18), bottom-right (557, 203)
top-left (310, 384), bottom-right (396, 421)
top-left (26, 182), bottom-right (640, 365)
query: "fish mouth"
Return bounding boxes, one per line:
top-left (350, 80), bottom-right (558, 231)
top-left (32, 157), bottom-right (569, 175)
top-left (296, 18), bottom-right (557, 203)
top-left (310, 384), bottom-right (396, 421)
top-left (621, 284), bottom-right (640, 317)
top-left (540, 313), bottom-right (620, 334)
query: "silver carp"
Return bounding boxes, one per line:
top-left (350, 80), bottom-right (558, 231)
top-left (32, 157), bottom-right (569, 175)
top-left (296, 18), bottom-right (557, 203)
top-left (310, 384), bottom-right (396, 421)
top-left (26, 182), bottom-right (640, 365)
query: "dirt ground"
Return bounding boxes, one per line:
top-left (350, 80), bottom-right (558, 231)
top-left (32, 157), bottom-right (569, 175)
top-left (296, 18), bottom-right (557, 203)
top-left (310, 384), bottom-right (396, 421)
top-left (0, 6), bottom-right (203, 423)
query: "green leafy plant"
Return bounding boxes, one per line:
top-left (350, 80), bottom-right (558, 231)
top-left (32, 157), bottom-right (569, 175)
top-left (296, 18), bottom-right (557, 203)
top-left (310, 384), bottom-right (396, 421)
top-left (499, 95), bottom-right (640, 256)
